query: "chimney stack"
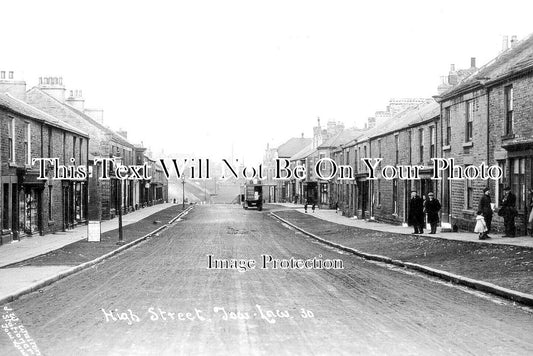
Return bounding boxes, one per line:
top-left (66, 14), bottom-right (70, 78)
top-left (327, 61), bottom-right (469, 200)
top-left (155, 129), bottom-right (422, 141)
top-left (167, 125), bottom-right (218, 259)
top-left (510, 35), bottom-right (518, 48)
top-left (117, 129), bottom-right (128, 139)
top-left (502, 35), bottom-right (509, 52)
top-left (38, 76), bottom-right (66, 102)
top-left (448, 64), bottom-right (458, 86)
top-left (470, 57), bottom-right (476, 68)
top-left (0, 70), bottom-right (27, 101)
top-left (66, 89), bottom-right (85, 111)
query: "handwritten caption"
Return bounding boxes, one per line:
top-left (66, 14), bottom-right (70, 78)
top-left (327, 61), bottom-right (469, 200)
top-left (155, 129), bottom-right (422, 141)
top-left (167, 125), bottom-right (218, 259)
top-left (101, 305), bottom-right (315, 325)
top-left (1, 306), bottom-right (41, 356)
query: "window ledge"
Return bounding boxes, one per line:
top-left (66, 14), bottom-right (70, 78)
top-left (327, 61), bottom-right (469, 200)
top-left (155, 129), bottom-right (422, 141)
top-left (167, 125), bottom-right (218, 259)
top-left (462, 142), bottom-right (473, 148)
top-left (461, 209), bottom-right (475, 215)
top-left (48, 220), bottom-right (55, 226)
top-left (442, 145), bottom-right (451, 151)
top-left (501, 133), bottom-right (515, 140)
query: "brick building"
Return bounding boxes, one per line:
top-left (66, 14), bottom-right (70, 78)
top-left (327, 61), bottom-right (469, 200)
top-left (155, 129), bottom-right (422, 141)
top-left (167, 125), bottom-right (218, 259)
top-left (0, 85), bottom-right (89, 244)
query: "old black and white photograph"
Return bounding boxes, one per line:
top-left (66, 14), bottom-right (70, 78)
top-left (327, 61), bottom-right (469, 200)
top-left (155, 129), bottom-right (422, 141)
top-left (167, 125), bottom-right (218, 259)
top-left (1, 1), bottom-right (533, 355)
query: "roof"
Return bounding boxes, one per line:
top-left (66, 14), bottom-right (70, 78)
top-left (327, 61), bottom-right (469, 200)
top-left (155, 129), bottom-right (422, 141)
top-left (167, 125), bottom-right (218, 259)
top-left (0, 92), bottom-right (88, 137)
top-left (27, 87), bottom-right (134, 148)
top-left (277, 137), bottom-right (312, 158)
top-left (318, 128), bottom-right (363, 149)
top-left (440, 33), bottom-right (533, 99)
top-left (290, 143), bottom-right (315, 161)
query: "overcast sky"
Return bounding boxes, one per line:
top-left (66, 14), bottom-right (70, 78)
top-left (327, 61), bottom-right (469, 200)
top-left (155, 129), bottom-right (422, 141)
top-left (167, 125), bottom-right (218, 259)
top-left (1, 0), bottom-right (532, 164)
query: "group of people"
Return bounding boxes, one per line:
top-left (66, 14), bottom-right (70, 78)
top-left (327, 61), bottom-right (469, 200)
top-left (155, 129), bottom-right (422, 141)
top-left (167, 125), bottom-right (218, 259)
top-left (408, 191), bottom-right (441, 234)
top-left (408, 186), bottom-right (533, 239)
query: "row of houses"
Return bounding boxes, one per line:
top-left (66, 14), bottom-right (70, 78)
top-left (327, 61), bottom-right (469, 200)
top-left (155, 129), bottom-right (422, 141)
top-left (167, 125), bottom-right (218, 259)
top-left (264, 34), bottom-right (533, 236)
top-left (0, 73), bottom-right (168, 244)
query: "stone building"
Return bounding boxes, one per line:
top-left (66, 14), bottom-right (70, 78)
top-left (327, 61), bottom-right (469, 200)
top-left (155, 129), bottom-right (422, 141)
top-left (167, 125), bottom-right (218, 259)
top-left (0, 78), bottom-right (89, 243)
top-left (26, 77), bottom-right (144, 220)
top-left (436, 34), bottom-right (533, 235)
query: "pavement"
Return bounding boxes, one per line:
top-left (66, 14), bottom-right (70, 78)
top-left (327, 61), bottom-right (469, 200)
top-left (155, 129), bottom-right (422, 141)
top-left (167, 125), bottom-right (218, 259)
top-left (0, 203), bottom-right (174, 268)
top-left (271, 203), bottom-right (533, 248)
top-left (2, 204), bottom-right (532, 355)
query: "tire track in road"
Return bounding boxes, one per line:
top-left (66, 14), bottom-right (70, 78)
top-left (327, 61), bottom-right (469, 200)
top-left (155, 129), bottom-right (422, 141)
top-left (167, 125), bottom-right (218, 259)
top-left (1, 205), bottom-right (532, 355)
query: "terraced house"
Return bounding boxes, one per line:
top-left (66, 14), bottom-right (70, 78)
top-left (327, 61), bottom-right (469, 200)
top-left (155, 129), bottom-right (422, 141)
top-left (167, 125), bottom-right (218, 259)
top-left (26, 78), bottom-right (151, 220)
top-left (436, 34), bottom-right (533, 236)
top-left (0, 72), bottom-right (89, 243)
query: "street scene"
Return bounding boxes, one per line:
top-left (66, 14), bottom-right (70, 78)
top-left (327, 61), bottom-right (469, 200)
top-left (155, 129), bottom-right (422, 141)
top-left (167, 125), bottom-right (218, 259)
top-left (1, 205), bottom-right (532, 355)
top-left (1, 1), bottom-right (533, 355)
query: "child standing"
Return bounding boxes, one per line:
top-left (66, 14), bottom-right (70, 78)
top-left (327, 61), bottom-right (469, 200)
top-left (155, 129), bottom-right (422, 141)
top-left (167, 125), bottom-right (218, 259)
top-left (474, 211), bottom-right (488, 240)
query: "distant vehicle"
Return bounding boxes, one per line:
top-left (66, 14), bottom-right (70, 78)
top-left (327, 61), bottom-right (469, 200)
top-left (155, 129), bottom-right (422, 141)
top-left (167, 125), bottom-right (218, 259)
top-left (241, 180), bottom-right (263, 211)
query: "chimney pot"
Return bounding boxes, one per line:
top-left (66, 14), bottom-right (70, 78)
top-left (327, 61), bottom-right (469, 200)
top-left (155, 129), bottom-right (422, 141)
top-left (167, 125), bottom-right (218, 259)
top-left (510, 35), bottom-right (518, 48)
top-left (502, 35), bottom-right (509, 51)
top-left (450, 64), bottom-right (456, 72)
top-left (470, 57), bottom-right (476, 68)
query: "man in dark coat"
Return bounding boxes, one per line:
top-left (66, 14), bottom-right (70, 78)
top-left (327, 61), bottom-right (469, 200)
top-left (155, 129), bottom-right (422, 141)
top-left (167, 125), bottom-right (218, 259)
top-left (501, 187), bottom-right (517, 237)
top-left (424, 192), bottom-right (441, 234)
top-left (478, 187), bottom-right (493, 239)
top-left (408, 191), bottom-right (425, 234)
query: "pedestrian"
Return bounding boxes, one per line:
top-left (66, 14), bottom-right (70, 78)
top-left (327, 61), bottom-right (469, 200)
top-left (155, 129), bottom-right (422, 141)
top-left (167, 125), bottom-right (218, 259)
top-left (529, 188), bottom-right (533, 237)
top-left (477, 187), bottom-right (493, 239)
top-left (312, 201), bottom-right (316, 213)
top-left (499, 187), bottom-right (517, 237)
top-left (474, 211), bottom-right (488, 240)
top-left (408, 190), bottom-right (425, 234)
top-left (335, 201), bottom-right (339, 214)
top-left (424, 192), bottom-right (441, 234)
top-left (304, 199), bottom-right (308, 213)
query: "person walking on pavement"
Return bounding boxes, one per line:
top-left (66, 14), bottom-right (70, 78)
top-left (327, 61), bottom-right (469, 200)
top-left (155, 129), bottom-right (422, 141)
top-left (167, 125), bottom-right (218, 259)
top-left (408, 190), bottom-right (425, 234)
top-left (478, 187), bottom-right (493, 239)
top-left (424, 192), bottom-right (441, 234)
top-left (500, 187), bottom-right (517, 237)
top-left (312, 200), bottom-right (316, 213)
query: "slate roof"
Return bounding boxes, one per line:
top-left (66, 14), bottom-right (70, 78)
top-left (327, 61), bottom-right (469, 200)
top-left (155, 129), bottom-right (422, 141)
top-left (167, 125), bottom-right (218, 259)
top-left (290, 143), bottom-right (315, 161)
top-left (27, 87), bottom-right (134, 148)
top-left (318, 128), bottom-right (364, 149)
top-left (0, 92), bottom-right (88, 137)
top-left (277, 137), bottom-right (312, 158)
top-left (440, 32), bottom-right (533, 99)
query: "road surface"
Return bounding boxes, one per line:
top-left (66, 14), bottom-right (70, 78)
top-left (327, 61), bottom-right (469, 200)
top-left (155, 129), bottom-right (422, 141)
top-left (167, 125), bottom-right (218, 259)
top-left (1, 205), bottom-right (532, 355)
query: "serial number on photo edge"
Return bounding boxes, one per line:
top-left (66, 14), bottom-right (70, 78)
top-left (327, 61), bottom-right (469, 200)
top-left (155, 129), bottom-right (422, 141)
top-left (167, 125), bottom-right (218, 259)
top-left (101, 305), bottom-right (316, 325)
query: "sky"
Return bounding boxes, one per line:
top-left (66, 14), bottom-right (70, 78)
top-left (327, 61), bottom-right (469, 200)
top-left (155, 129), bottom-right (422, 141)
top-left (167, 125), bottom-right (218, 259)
top-left (1, 0), bottom-right (532, 164)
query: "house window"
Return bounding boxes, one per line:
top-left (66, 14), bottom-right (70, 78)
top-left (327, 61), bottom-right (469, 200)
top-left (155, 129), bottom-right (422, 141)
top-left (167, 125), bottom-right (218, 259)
top-left (408, 130), bottom-right (412, 164)
top-left (465, 99), bottom-right (473, 142)
top-left (8, 71), bottom-right (13, 79)
top-left (79, 138), bottom-right (83, 164)
top-left (63, 133), bottom-right (67, 164)
top-left (505, 85), bottom-right (514, 135)
top-left (0, 71), bottom-right (5, 79)
top-left (429, 126), bottom-right (435, 159)
top-left (8, 118), bottom-right (14, 162)
top-left (377, 180), bottom-right (381, 205)
top-left (345, 150), bottom-right (349, 165)
top-left (24, 123), bottom-right (31, 165)
top-left (48, 127), bottom-right (53, 157)
top-left (73, 136), bottom-right (77, 161)
top-left (395, 135), bottom-right (399, 164)
top-left (466, 165), bottom-right (473, 209)
top-left (419, 128), bottom-right (424, 163)
top-left (319, 153), bottom-right (326, 173)
top-left (444, 107), bottom-right (451, 146)
top-left (378, 139), bottom-right (382, 158)
top-left (511, 158), bottom-right (526, 210)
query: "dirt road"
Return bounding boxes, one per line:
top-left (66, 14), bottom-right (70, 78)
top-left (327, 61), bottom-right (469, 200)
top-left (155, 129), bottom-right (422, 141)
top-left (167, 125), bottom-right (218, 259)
top-left (1, 205), bottom-right (532, 355)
